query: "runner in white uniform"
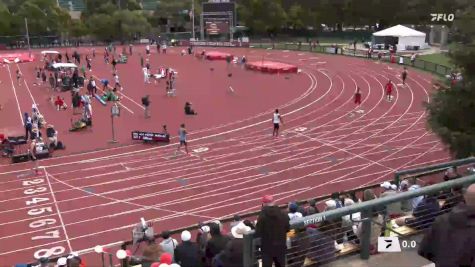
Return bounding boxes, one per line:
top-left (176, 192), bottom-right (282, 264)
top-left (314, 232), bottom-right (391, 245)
top-left (272, 109), bottom-right (283, 137)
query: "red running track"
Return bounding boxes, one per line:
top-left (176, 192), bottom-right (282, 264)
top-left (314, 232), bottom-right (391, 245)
top-left (0, 46), bottom-right (449, 265)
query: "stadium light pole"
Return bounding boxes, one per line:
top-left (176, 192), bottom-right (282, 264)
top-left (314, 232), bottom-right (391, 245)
top-left (191, 0), bottom-right (195, 40)
top-left (24, 18), bottom-right (31, 58)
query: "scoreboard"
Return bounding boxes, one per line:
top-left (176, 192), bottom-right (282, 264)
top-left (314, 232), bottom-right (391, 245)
top-left (201, 0), bottom-right (236, 38)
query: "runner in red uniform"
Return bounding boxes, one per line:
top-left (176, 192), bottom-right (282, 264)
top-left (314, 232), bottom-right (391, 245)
top-left (354, 87), bottom-right (362, 106)
top-left (385, 80), bottom-right (393, 102)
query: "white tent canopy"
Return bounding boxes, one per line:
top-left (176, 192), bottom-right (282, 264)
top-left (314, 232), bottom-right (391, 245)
top-left (52, 63), bottom-right (77, 69)
top-left (372, 25), bottom-right (427, 51)
top-left (41, 50), bottom-right (60, 55)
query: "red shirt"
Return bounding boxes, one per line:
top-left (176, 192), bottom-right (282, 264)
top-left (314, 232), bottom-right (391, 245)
top-left (385, 83), bottom-right (393, 93)
top-left (55, 97), bottom-right (64, 107)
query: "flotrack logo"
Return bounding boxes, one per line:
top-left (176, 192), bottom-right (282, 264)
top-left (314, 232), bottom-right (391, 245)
top-left (430, 13), bottom-right (455, 22)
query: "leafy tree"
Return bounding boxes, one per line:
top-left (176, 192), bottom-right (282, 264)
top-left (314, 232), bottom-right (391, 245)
top-left (116, 10), bottom-right (151, 39)
top-left (287, 4), bottom-right (305, 29)
top-left (154, 0), bottom-right (190, 32)
top-left (85, 9), bottom-right (151, 41)
top-left (0, 2), bottom-right (14, 35)
top-left (13, 0), bottom-right (72, 35)
top-left (426, 3), bottom-right (475, 158)
top-left (237, 0), bottom-right (287, 34)
top-left (69, 20), bottom-right (88, 37)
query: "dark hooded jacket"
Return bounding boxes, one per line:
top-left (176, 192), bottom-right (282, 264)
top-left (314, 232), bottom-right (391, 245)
top-left (418, 203), bottom-right (475, 267)
top-left (255, 205), bottom-right (290, 252)
top-left (205, 223), bottom-right (230, 264)
top-left (212, 238), bottom-right (244, 267)
top-left (175, 240), bottom-right (203, 267)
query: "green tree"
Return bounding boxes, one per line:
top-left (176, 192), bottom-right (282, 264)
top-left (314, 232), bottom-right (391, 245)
top-left (0, 2), bottom-right (15, 35)
top-left (154, 0), bottom-right (190, 32)
top-left (85, 9), bottom-right (151, 41)
top-left (115, 10), bottom-right (151, 39)
top-left (237, 0), bottom-right (287, 34)
top-left (14, 0), bottom-right (72, 35)
top-left (426, 3), bottom-right (475, 158)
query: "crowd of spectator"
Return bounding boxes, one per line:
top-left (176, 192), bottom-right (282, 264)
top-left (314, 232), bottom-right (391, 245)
top-left (29, 167), bottom-right (475, 267)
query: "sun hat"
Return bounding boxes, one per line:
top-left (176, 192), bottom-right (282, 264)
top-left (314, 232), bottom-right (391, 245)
top-left (231, 222), bottom-right (251, 239)
top-left (56, 257), bottom-right (67, 266)
top-left (181, 230), bottom-right (191, 242)
top-left (325, 199), bottom-right (337, 210)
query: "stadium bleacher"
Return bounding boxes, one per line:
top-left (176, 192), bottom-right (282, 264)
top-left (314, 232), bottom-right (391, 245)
top-left (57, 0), bottom-right (86, 12)
top-left (24, 156), bottom-right (475, 266)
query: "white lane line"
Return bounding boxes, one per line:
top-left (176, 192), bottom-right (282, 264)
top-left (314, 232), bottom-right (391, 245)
top-left (6, 65), bottom-right (25, 125)
top-left (0, 70), bottom-right (317, 175)
top-left (16, 64), bottom-right (39, 114)
top-left (44, 168), bottom-right (73, 252)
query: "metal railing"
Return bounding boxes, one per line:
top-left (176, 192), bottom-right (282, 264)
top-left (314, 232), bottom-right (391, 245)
top-left (242, 173), bottom-right (475, 267)
top-left (26, 158), bottom-right (475, 266)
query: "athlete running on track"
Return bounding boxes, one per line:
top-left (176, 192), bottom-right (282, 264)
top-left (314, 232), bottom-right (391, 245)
top-left (177, 123), bottom-right (189, 154)
top-left (272, 109), bottom-right (283, 137)
top-left (354, 87), bottom-right (362, 106)
top-left (401, 67), bottom-right (408, 86)
top-left (385, 80), bottom-right (394, 102)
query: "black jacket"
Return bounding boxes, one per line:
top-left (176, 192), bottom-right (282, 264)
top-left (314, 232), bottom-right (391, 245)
top-left (255, 205), bottom-right (290, 252)
top-left (205, 224), bottom-right (231, 263)
top-left (175, 241), bottom-right (203, 267)
top-left (418, 203), bottom-right (475, 267)
top-left (212, 238), bottom-right (244, 267)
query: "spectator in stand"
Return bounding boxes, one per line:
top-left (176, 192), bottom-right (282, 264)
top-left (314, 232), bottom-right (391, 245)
top-left (286, 227), bottom-right (308, 267)
top-left (288, 202), bottom-right (303, 221)
top-left (444, 167), bottom-right (462, 181)
top-left (230, 215), bottom-right (241, 229)
top-left (205, 222), bottom-right (230, 266)
top-left (330, 192), bottom-right (343, 208)
top-left (160, 231), bottom-right (178, 262)
top-left (358, 190), bottom-right (384, 253)
top-left (255, 195), bottom-right (290, 267)
top-left (441, 186), bottom-right (465, 213)
top-left (212, 222), bottom-right (251, 267)
top-left (306, 199), bottom-right (319, 215)
top-left (323, 199), bottom-right (345, 250)
top-left (396, 184), bottom-right (441, 230)
top-left (243, 219), bottom-right (255, 230)
top-left (66, 252), bottom-right (85, 267)
top-left (157, 253), bottom-right (173, 265)
top-left (440, 167), bottom-right (463, 200)
top-left (418, 184), bottom-right (475, 266)
top-left (305, 223), bottom-right (337, 265)
top-left (341, 198), bottom-right (360, 242)
top-left (141, 240), bottom-right (164, 267)
top-left (362, 189), bottom-right (377, 201)
top-left (399, 179), bottom-right (412, 212)
top-left (175, 230), bottom-right (202, 267)
top-left (196, 224), bottom-right (211, 265)
top-left (380, 181), bottom-right (403, 218)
